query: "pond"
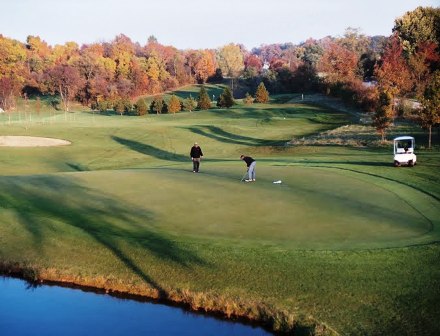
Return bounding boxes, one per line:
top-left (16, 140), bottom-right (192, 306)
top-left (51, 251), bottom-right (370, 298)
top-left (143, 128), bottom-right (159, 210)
top-left (0, 276), bottom-right (272, 336)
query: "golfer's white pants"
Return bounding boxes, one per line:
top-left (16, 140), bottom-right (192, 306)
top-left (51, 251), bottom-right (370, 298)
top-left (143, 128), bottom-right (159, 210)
top-left (248, 161), bottom-right (256, 180)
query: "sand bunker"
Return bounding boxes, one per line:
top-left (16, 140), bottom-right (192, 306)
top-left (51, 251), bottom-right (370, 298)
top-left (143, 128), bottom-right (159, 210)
top-left (0, 136), bottom-right (71, 147)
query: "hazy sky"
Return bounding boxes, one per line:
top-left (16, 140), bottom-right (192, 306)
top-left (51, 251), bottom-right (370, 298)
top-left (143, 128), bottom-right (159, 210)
top-left (0, 0), bottom-right (438, 49)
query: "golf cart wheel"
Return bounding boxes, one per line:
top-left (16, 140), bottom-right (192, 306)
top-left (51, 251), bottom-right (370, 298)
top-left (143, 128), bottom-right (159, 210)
top-left (408, 160), bottom-right (414, 167)
top-left (394, 161), bottom-right (400, 167)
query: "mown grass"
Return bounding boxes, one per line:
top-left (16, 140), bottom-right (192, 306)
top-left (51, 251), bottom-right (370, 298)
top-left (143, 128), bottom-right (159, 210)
top-left (0, 92), bottom-right (439, 335)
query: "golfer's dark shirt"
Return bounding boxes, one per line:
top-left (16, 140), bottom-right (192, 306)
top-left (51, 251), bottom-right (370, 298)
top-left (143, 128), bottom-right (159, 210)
top-left (243, 156), bottom-right (255, 167)
top-left (190, 146), bottom-right (203, 158)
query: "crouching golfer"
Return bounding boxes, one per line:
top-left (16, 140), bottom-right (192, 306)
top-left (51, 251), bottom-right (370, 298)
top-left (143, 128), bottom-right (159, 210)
top-left (190, 142), bottom-right (203, 172)
top-left (240, 155), bottom-right (256, 182)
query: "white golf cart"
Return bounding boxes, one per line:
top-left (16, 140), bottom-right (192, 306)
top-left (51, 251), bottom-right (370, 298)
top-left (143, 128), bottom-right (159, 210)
top-left (393, 136), bottom-right (417, 167)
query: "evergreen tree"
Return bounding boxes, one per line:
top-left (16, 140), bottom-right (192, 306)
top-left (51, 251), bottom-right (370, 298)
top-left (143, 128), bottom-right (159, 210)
top-left (168, 94), bottom-right (181, 114)
top-left (197, 85), bottom-right (211, 110)
top-left (184, 96), bottom-right (197, 112)
top-left (217, 86), bottom-right (235, 108)
top-left (255, 82), bottom-right (269, 103)
top-left (135, 98), bottom-right (148, 116)
top-left (150, 96), bottom-right (165, 114)
top-left (243, 92), bottom-right (254, 105)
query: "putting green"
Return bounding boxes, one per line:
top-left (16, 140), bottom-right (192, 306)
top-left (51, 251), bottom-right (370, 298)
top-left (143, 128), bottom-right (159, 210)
top-left (2, 163), bottom-right (437, 251)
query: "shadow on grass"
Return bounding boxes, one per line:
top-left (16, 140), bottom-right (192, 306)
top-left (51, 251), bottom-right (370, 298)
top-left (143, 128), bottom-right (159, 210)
top-left (273, 160), bottom-right (392, 168)
top-left (0, 175), bottom-right (205, 296)
top-left (112, 136), bottom-right (188, 162)
top-left (185, 125), bottom-right (289, 147)
top-left (112, 136), bottom-right (228, 163)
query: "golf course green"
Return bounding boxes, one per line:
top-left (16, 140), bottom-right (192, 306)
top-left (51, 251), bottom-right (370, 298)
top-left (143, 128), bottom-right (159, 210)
top-left (1, 87), bottom-right (439, 335)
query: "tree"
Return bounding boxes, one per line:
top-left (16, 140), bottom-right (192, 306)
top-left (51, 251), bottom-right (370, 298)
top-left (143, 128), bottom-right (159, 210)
top-left (135, 98), bottom-right (148, 116)
top-left (217, 43), bottom-right (244, 91)
top-left (419, 70), bottom-right (440, 148)
top-left (243, 92), bottom-right (254, 105)
top-left (255, 82), bottom-right (269, 103)
top-left (393, 6), bottom-right (440, 55)
top-left (408, 42), bottom-right (440, 95)
top-left (338, 27), bottom-right (370, 55)
top-left (45, 64), bottom-right (83, 112)
top-left (197, 85), bottom-right (211, 110)
top-left (150, 96), bottom-right (166, 114)
top-left (194, 50), bottom-right (216, 83)
top-left (374, 37), bottom-right (413, 97)
top-left (317, 41), bottom-right (359, 86)
top-left (217, 86), bottom-right (235, 108)
top-left (168, 94), bottom-right (181, 114)
top-left (184, 96), bottom-right (197, 112)
top-left (373, 90), bottom-right (394, 141)
top-left (114, 98), bottom-right (131, 116)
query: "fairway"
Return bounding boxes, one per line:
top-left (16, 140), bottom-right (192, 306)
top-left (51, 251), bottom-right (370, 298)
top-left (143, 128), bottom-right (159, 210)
top-left (1, 94), bottom-right (439, 335)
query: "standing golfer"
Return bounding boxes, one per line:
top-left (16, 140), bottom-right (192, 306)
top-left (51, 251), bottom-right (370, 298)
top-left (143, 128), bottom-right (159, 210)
top-left (240, 155), bottom-right (256, 182)
top-left (190, 142), bottom-right (203, 172)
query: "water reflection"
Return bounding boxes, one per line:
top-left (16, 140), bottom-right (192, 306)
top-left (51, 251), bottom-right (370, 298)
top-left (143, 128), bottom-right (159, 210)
top-left (0, 277), bottom-right (271, 336)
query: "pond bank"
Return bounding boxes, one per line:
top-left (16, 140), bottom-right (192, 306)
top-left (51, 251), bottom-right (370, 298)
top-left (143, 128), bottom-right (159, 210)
top-left (0, 262), bottom-right (335, 335)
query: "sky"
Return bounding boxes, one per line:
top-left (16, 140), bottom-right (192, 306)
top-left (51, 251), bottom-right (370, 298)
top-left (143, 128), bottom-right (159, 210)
top-left (0, 0), bottom-right (438, 50)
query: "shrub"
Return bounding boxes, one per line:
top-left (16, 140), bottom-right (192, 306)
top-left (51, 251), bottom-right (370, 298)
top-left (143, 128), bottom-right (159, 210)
top-left (114, 98), bottom-right (132, 116)
top-left (135, 98), bottom-right (148, 116)
top-left (184, 96), bottom-right (197, 112)
top-left (243, 92), bottom-right (254, 105)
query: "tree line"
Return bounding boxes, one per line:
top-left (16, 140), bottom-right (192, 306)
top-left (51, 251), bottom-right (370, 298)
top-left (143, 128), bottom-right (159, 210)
top-left (0, 6), bottom-right (438, 145)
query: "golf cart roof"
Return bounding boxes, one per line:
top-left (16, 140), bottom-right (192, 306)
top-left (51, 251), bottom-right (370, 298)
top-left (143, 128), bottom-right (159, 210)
top-left (394, 136), bottom-right (415, 141)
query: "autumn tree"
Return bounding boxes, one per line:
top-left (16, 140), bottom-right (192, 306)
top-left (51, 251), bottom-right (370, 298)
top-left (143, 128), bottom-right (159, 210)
top-left (243, 92), bottom-right (254, 105)
top-left (0, 36), bottom-right (27, 111)
top-left (168, 94), bottom-right (181, 114)
top-left (408, 42), bottom-right (440, 95)
top-left (419, 70), bottom-right (440, 148)
top-left (114, 98), bottom-right (132, 116)
top-left (150, 96), bottom-right (166, 114)
top-left (184, 96), bottom-right (197, 112)
top-left (45, 64), bottom-right (83, 112)
top-left (0, 77), bottom-right (19, 113)
top-left (255, 82), bottom-right (269, 103)
top-left (317, 41), bottom-right (359, 88)
top-left (197, 85), bottom-right (211, 110)
top-left (135, 98), bottom-right (148, 116)
top-left (217, 43), bottom-right (244, 91)
top-left (217, 86), bottom-right (234, 108)
top-left (194, 50), bottom-right (216, 83)
top-left (373, 90), bottom-right (394, 141)
top-left (338, 27), bottom-right (370, 55)
top-left (374, 37), bottom-right (413, 98)
top-left (393, 6), bottom-right (440, 55)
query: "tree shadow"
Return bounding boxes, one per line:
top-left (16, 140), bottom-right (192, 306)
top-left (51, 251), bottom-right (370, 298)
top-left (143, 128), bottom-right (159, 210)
top-left (112, 136), bottom-right (228, 163)
top-left (0, 175), bottom-right (205, 296)
top-left (112, 136), bottom-right (188, 162)
top-left (185, 125), bottom-right (289, 147)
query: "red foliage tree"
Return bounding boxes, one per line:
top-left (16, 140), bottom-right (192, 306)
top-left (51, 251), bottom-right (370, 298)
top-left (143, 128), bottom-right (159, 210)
top-left (374, 36), bottom-right (413, 97)
top-left (46, 64), bottom-right (83, 111)
top-left (317, 41), bottom-right (359, 86)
